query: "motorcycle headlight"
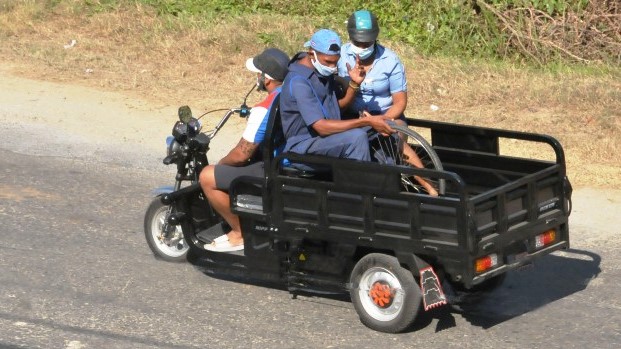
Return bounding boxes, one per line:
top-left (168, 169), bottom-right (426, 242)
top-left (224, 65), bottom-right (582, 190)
top-left (166, 136), bottom-right (181, 156)
top-left (187, 118), bottom-right (201, 138)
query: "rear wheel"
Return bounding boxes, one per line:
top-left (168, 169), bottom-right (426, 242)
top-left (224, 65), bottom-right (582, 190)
top-left (144, 197), bottom-right (189, 262)
top-left (350, 253), bottom-right (422, 333)
top-left (370, 124), bottom-right (445, 195)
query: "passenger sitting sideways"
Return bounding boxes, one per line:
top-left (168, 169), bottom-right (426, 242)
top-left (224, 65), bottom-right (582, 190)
top-left (279, 29), bottom-right (394, 161)
top-left (199, 48), bottom-right (289, 252)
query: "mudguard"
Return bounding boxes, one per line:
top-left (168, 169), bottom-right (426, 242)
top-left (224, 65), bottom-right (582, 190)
top-left (419, 267), bottom-right (447, 311)
top-left (397, 253), bottom-right (447, 311)
top-left (152, 186), bottom-right (174, 196)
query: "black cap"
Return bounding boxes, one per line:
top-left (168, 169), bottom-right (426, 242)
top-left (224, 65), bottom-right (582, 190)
top-left (245, 48), bottom-right (290, 82)
top-left (347, 10), bottom-right (380, 43)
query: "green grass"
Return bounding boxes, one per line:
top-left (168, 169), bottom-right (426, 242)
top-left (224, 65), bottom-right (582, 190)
top-left (19, 0), bottom-right (619, 66)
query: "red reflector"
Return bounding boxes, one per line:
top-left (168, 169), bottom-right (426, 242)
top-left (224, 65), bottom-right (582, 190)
top-left (535, 230), bottom-right (556, 248)
top-left (475, 253), bottom-right (498, 273)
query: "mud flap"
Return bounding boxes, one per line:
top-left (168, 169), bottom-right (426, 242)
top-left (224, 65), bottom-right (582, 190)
top-left (419, 266), bottom-right (447, 311)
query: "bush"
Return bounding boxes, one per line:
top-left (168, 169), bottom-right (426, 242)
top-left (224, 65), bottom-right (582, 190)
top-left (38, 0), bottom-right (621, 65)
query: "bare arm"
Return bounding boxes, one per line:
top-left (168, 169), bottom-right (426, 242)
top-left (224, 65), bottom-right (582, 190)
top-left (312, 116), bottom-right (394, 137)
top-left (337, 83), bottom-right (360, 109)
top-left (218, 138), bottom-right (259, 166)
top-left (381, 91), bottom-right (407, 120)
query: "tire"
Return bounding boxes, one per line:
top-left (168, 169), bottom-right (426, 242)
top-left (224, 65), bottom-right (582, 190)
top-left (144, 197), bottom-right (189, 262)
top-left (371, 124), bottom-right (445, 195)
top-left (350, 253), bottom-right (422, 333)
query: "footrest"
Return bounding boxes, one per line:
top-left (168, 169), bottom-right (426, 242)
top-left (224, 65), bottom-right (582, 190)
top-left (196, 221), bottom-right (229, 243)
top-left (234, 194), bottom-right (263, 211)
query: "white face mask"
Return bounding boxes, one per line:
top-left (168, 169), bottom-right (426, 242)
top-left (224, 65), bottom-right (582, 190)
top-left (311, 51), bottom-right (337, 77)
top-left (351, 43), bottom-right (375, 60)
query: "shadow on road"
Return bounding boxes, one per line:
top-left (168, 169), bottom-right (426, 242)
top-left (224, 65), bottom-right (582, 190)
top-left (189, 248), bottom-right (601, 334)
top-left (425, 248), bottom-right (601, 332)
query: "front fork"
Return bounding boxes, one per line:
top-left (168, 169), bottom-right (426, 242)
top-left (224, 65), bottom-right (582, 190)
top-left (158, 179), bottom-right (184, 242)
top-left (159, 153), bottom-right (208, 242)
top-left (161, 207), bottom-right (177, 241)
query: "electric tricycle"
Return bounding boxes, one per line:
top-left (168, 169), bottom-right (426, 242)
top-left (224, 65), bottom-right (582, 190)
top-left (144, 92), bottom-right (572, 333)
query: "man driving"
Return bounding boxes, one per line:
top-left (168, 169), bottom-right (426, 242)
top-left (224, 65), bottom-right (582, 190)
top-left (199, 48), bottom-right (289, 252)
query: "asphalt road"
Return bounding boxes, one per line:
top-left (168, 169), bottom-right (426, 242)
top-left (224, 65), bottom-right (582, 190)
top-left (1, 145), bottom-right (620, 349)
top-left (0, 71), bottom-right (620, 348)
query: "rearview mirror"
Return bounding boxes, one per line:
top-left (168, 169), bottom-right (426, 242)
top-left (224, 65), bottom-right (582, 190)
top-left (178, 105), bottom-right (192, 124)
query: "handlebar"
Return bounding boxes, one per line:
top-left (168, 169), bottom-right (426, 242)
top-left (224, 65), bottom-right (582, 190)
top-left (206, 108), bottom-right (242, 139)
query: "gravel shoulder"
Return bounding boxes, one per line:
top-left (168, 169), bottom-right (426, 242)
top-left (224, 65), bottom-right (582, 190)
top-left (0, 66), bottom-right (244, 170)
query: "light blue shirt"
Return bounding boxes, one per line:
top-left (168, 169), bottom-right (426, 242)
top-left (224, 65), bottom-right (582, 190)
top-left (337, 43), bottom-right (407, 114)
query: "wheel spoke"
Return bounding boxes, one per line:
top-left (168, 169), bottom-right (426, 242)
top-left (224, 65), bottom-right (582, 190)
top-left (150, 206), bottom-right (189, 258)
top-left (372, 125), bottom-right (444, 195)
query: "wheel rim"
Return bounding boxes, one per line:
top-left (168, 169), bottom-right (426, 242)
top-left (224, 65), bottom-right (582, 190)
top-left (370, 126), bottom-right (445, 195)
top-left (358, 267), bottom-right (405, 322)
top-left (150, 206), bottom-right (188, 258)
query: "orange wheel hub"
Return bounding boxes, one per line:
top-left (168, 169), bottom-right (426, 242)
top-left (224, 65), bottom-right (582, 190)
top-left (369, 281), bottom-right (394, 308)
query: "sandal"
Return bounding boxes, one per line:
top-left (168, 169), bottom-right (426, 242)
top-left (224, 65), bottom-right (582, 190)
top-left (205, 239), bottom-right (244, 252)
top-left (213, 234), bottom-right (229, 243)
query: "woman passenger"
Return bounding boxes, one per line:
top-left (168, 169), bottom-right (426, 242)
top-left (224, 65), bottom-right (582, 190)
top-left (337, 10), bottom-right (438, 196)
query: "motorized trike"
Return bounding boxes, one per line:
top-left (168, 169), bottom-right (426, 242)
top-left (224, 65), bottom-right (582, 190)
top-left (144, 92), bottom-right (572, 333)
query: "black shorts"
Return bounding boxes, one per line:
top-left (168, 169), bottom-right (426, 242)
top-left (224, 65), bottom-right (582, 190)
top-left (214, 162), bottom-right (264, 191)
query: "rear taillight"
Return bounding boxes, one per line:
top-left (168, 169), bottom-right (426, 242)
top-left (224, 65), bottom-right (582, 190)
top-left (535, 229), bottom-right (556, 248)
top-left (475, 253), bottom-right (499, 273)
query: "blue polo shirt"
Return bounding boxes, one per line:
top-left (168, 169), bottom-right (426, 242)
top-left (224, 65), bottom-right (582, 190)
top-left (280, 53), bottom-right (341, 151)
top-left (337, 43), bottom-right (407, 114)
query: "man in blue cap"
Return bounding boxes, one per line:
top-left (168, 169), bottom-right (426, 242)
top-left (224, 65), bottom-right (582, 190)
top-left (280, 29), bottom-right (393, 161)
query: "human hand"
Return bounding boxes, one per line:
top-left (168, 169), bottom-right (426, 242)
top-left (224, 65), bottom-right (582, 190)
top-left (368, 117), bottom-right (395, 136)
top-left (359, 110), bottom-right (372, 118)
top-left (346, 54), bottom-right (365, 85)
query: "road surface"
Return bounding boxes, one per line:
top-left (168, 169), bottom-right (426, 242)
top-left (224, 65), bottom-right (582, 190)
top-left (1, 71), bottom-right (620, 348)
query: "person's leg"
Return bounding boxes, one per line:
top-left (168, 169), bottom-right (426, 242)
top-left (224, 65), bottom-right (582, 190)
top-left (198, 165), bottom-right (243, 245)
top-left (394, 120), bottom-right (438, 196)
top-left (297, 128), bottom-right (371, 161)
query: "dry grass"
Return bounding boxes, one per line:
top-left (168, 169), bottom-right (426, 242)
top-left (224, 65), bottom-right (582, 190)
top-left (476, 0), bottom-right (621, 64)
top-left (1, 3), bottom-right (619, 188)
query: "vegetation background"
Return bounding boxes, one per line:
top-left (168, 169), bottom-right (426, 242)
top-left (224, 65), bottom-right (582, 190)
top-left (0, 0), bottom-right (619, 187)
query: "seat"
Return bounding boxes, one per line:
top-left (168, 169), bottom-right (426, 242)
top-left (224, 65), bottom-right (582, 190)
top-left (262, 94), bottom-right (326, 178)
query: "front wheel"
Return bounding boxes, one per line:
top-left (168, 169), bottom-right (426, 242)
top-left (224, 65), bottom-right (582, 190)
top-left (144, 197), bottom-right (189, 262)
top-left (350, 253), bottom-right (422, 333)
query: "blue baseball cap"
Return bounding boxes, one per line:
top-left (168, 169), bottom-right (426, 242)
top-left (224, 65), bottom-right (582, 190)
top-left (304, 29), bottom-right (341, 55)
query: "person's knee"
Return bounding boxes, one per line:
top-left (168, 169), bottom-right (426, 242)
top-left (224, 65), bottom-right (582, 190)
top-left (347, 128), bottom-right (368, 145)
top-left (344, 128), bottom-right (371, 161)
top-left (199, 165), bottom-right (216, 191)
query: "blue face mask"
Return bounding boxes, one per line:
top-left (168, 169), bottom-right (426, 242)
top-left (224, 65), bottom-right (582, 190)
top-left (351, 43), bottom-right (375, 60)
top-left (311, 51), bottom-right (337, 77)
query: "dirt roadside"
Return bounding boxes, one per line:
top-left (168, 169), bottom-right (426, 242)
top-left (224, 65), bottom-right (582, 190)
top-left (0, 65), bottom-right (245, 167)
top-left (1, 66), bottom-right (621, 236)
